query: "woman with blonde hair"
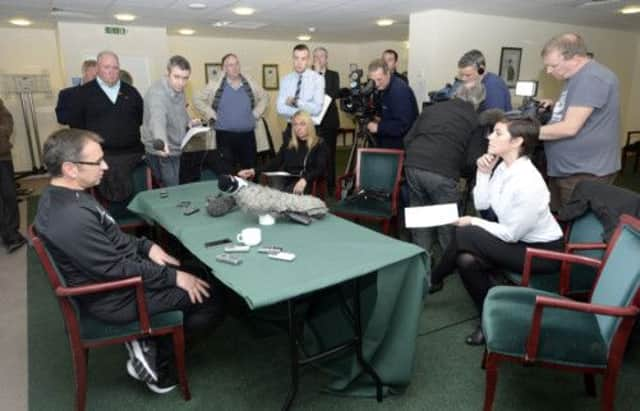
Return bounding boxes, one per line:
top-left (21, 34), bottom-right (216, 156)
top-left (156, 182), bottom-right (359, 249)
top-left (238, 110), bottom-right (328, 194)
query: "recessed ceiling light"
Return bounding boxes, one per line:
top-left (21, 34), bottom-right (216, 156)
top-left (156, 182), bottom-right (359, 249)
top-left (114, 13), bottom-right (136, 22)
top-left (376, 19), bottom-right (394, 27)
top-left (9, 18), bottom-right (32, 26)
top-left (619, 5), bottom-right (640, 14)
top-left (232, 7), bottom-right (255, 16)
top-left (188, 2), bottom-right (207, 9)
top-left (308, 27), bottom-right (316, 33)
top-left (178, 28), bottom-right (195, 35)
top-left (297, 34), bottom-right (311, 41)
top-left (212, 21), bottom-right (231, 27)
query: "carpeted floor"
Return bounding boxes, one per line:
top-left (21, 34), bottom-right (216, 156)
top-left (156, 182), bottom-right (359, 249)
top-left (26, 187), bottom-right (640, 410)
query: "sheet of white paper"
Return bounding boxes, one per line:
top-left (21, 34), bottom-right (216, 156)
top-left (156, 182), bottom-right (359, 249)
top-left (311, 95), bottom-right (332, 125)
top-left (262, 171), bottom-right (298, 177)
top-left (180, 126), bottom-right (211, 150)
top-left (405, 203), bottom-right (460, 228)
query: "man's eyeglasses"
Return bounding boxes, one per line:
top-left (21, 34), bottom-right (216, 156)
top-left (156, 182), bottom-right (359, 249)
top-left (71, 158), bottom-right (104, 166)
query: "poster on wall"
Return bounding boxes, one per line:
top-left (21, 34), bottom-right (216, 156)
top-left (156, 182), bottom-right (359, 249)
top-left (262, 64), bottom-right (279, 90)
top-left (498, 47), bottom-right (522, 88)
top-left (205, 63), bottom-right (222, 84)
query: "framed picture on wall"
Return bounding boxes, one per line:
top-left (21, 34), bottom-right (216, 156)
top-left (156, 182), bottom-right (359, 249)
top-left (262, 64), bottom-right (279, 90)
top-left (205, 63), bottom-right (222, 84)
top-left (498, 47), bottom-right (522, 88)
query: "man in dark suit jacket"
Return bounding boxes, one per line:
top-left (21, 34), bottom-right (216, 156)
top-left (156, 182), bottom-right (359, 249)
top-left (313, 47), bottom-right (340, 190)
top-left (70, 51), bottom-right (144, 201)
top-left (55, 59), bottom-right (97, 125)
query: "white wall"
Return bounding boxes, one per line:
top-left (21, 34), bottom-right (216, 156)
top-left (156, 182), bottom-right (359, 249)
top-left (409, 9), bottom-right (640, 143)
top-left (57, 22), bottom-right (170, 96)
top-left (0, 27), bottom-right (63, 171)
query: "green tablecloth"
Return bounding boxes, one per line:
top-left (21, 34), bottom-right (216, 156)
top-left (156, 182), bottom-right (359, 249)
top-left (128, 181), bottom-right (429, 395)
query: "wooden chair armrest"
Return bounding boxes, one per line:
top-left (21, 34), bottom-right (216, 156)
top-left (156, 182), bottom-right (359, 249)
top-left (56, 276), bottom-right (152, 334)
top-left (565, 242), bottom-right (607, 252)
top-left (521, 248), bottom-right (602, 288)
top-left (525, 296), bottom-right (639, 362)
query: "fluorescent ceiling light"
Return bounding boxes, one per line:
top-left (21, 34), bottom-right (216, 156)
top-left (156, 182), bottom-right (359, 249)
top-left (213, 21), bottom-right (231, 27)
top-left (232, 7), bottom-right (255, 16)
top-left (178, 28), bottom-right (195, 35)
top-left (188, 2), bottom-right (207, 9)
top-left (297, 34), bottom-right (311, 41)
top-left (619, 5), bottom-right (640, 14)
top-left (114, 13), bottom-right (136, 22)
top-left (9, 18), bottom-right (32, 26)
top-left (376, 19), bottom-right (394, 27)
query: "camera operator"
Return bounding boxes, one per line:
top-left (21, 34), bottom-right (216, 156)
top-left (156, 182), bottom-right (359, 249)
top-left (404, 81), bottom-right (486, 265)
top-left (366, 59), bottom-right (418, 149)
top-left (458, 49), bottom-right (511, 113)
top-left (538, 33), bottom-right (620, 210)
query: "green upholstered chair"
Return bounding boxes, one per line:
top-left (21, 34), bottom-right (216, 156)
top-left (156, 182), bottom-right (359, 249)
top-left (28, 225), bottom-right (190, 411)
top-left (621, 130), bottom-right (640, 172)
top-left (481, 214), bottom-right (640, 411)
top-left (332, 148), bottom-right (404, 235)
top-left (92, 160), bottom-right (153, 233)
top-left (506, 211), bottom-right (606, 297)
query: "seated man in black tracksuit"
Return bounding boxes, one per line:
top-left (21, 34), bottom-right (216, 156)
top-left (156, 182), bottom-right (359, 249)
top-left (34, 128), bottom-right (224, 394)
top-left (366, 58), bottom-right (418, 149)
top-left (403, 81), bottom-right (486, 266)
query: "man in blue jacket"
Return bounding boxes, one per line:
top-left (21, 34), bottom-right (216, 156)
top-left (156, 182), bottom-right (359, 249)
top-left (366, 59), bottom-right (418, 149)
top-left (457, 49), bottom-right (512, 113)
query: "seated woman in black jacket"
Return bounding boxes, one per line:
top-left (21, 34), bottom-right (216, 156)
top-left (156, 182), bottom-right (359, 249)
top-left (238, 110), bottom-right (328, 195)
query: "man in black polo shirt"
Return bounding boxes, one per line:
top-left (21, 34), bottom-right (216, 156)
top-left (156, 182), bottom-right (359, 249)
top-left (403, 81), bottom-right (485, 266)
top-left (35, 128), bottom-right (224, 393)
top-left (70, 51), bottom-right (144, 201)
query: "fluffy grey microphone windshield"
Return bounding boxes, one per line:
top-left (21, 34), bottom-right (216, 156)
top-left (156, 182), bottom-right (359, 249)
top-left (206, 195), bottom-right (236, 217)
top-left (233, 181), bottom-right (328, 218)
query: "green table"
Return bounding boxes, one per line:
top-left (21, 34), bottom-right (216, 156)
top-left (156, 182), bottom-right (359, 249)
top-left (129, 181), bottom-right (429, 401)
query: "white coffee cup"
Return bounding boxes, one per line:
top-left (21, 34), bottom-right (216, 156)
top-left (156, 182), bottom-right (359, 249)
top-left (237, 227), bottom-right (261, 246)
top-left (259, 214), bottom-right (275, 226)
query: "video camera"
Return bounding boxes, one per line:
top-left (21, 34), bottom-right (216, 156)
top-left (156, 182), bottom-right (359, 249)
top-left (514, 80), bottom-right (552, 125)
top-left (427, 78), bottom-right (462, 104)
top-left (338, 69), bottom-right (377, 120)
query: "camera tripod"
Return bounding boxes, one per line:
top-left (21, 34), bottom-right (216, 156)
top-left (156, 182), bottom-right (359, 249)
top-left (340, 117), bottom-right (376, 199)
top-left (343, 116), bottom-right (376, 174)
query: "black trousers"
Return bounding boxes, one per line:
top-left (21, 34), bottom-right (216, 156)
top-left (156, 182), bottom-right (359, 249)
top-left (317, 126), bottom-right (338, 189)
top-left (216, 129), bottom-right (257, 174)
top-left (431, 225), bottom-right (563, 313)
top-left (0, 159), bottom-right (21, 244)
top-left (90, 260), bottom-right (224, 370)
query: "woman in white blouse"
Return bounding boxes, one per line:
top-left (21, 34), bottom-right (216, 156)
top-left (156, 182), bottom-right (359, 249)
top-left (429, 114), bottom-right (563, 345)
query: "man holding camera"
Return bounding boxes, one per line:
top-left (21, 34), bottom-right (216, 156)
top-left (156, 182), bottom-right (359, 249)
top-left (366, 59), bottom-right (418, 149)
top-left (538, 33), bottom-right (620, 210)
top-left (404, 82), bottom-right (485, 265)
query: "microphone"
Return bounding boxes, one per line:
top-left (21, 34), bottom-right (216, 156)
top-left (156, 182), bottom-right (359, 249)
top-left (216, 175), bottom-right (328, 220)
top-left (152, 139), bottom-right (166, 151)
top-left (206, 194), bottom-right (237, 217)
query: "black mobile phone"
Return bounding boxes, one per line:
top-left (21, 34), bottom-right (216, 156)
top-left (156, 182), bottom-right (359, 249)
top-left (183, 207), bottom-right (200, 216)
top-left (204, 238), bottom-right (232, 248)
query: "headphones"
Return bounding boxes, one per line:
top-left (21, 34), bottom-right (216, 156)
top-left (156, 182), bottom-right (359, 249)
top-left (476, 62), bottom-right (485, 75)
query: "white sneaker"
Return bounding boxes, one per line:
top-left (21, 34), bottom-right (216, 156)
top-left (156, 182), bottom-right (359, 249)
top-left (126, 360), bottom-right (177, 394)
top-left (124, 339), bottom-right (158, 383)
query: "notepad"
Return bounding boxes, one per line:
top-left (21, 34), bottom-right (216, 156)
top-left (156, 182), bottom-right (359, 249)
top-left (405, 203), bottom-right (459, 228)
top-left (311, 95), bottom-right (333, 125)
top-left (181, 126), bottom-right (211, 150)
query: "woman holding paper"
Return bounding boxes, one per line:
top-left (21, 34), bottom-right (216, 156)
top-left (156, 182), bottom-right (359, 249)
top-left (238, 110), bottom-right (328, 195)
top-left (428, 114), bottom-right (563, 346)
